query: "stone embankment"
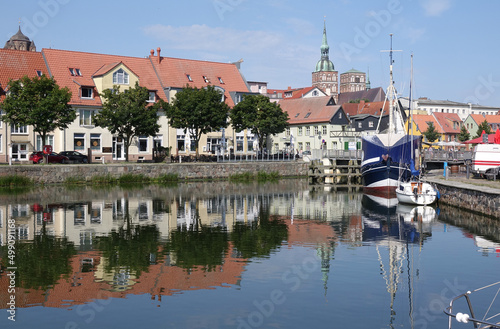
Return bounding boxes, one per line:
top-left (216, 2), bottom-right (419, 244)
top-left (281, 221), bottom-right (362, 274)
top-left (427, 171), bottom-right (500, 218)
top-left (0, 161), bottom-right (309, 184)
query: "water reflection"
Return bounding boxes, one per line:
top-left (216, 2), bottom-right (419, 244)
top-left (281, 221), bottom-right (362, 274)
top-left (0, 182), bottom-right (498, 329)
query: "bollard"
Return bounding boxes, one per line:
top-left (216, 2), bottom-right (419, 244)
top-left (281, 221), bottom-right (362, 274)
top-left (443, 162), bottom-right (448, 180)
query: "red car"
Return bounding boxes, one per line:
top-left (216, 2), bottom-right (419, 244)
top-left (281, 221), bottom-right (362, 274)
top-left (29, 151), bottom-right (69, 164)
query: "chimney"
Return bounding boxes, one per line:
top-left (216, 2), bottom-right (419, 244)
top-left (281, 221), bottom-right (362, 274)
top-left (150, 49), bottom-right (154, 57)
top-left (157, 47), bottom-right (161, 64)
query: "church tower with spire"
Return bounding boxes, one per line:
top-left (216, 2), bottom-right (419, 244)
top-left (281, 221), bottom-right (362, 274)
top-left (312, 20), bottom-right (338, 101)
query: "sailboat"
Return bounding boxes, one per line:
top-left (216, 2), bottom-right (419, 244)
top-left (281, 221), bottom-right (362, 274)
top-left (361, 34), bottom-right (420, 197)
top-left (395, 54), bottom-right (440, 206)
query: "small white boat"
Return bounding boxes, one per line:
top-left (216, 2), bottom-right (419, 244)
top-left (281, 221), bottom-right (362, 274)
top-left (395, 180), bottom-right (439, 205)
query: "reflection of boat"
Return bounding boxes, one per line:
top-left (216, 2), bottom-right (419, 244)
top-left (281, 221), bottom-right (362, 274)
top-left (396, 203), bottom-right (437, 222)
top-left (361, 35), bottom-right (419, 194)
top-left (444, 281), bottom-right (500, 328)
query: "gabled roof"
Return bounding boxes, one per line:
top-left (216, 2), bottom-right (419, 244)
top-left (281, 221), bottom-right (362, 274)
top-left (341, 100), bottom-right (389, 117)
top-left (0, 49), bottom-right (48, 100)
top-left (469, 114), bottom-right (500, 125)
top-left (42, 48), bottom-right (165, 107)
top-left (149, 52), bottom-right (250, 107)
top-left (413, 114), bottom-right (442, 133)
top-left (432, 112), bottom-right (462, 134)
top-left (337, 87), bottom-right (385, 104)
top-left (278, 96), bottom-right (340, 125)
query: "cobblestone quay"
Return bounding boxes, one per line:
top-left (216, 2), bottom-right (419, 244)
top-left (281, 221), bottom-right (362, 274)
top-left (0, 161), bottom-right (309, 184)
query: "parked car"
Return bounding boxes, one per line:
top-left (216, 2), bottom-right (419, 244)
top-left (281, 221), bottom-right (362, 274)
top-left (58, 151), bottom-right (88, 163)
top-left (29, 151), bottom-right (69, 164)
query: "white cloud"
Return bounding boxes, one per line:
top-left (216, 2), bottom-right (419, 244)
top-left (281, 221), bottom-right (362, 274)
top-left (407, 27), bottom-right (426, 44)
top-left (421, 0), bottom-right (452, 16)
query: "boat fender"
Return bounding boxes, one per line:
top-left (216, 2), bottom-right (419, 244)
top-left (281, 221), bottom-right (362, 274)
top-left (436, 189), bottom-right (441, 200)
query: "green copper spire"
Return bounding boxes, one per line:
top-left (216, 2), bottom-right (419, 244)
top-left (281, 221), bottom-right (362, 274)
top-left (315, 20), bottom-right (334, 72)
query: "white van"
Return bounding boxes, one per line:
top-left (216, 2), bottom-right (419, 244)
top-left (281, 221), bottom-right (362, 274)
top-left (471, 144), bottom-right (500, 178)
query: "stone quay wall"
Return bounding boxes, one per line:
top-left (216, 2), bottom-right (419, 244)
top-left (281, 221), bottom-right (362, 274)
top-left (433, 182), bottom-right (500, 218)
top-left (0, 162), bottom-right (309, 184)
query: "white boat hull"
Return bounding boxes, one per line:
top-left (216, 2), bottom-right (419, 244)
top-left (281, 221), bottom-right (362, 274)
top-left (395, 181), bottom-right (438, 206)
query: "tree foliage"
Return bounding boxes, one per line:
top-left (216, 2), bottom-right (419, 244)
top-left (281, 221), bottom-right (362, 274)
top-left (475, 120), bottom-right (492, 138)
top-left (94, 82), bottom-right (165, 161)
top-left (457, 124), bottom-right (471, 142)
top-left (230, 94), bottom-right (289, 151)
top-left (422, 121), bottom-right (440, 143)
top-left (165, 85), bottom-right (229, 156)
top-left (1, 75), bottom-right (74, 146)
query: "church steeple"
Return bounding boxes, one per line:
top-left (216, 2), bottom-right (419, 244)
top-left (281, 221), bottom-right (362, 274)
top-left (314, 20), bottom-right (334, 72)
top-left (312, 19), bottom-right (338, 99)
top-left (4, 26), bottom-right (36, 51)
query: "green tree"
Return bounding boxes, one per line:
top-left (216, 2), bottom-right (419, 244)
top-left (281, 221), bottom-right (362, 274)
top-left (165, 85), bottom-right (229, 157)
top-left (457, 124), bottom-right (470, 142)
top-left (422, 121), bottom-right (440, 143)
top-left (94, 82), bottom-right (166, 162)
top-left (230, 94), bottom-right (289, 151)
top-left (1, 75), bottom-right (74, 147)
top-left (475, 120), bottom-right (492, 138)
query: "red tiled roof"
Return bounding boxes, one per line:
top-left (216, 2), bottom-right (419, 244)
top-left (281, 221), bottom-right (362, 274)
top-left (470, 114), bottom-right (500, 124)
top-left (42, 49), bottom-right (166, 107)
top-left (432, 112), bottom-right (462, 133)
top-left (413, 114), bottom-right (441, 133)
top-left (149, 53), bottom-right (250, 107)
top-left (278, 96), bottom-right (340, 124)
top-left (0, 49), bottom-right (48, 100)
top-left (341, 101), bottom-right (389, 117)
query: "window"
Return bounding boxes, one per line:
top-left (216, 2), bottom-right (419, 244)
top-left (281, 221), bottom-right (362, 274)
top-left (304, 113), bottom-right (311, 118)
top-left (236, 136), bottom-right (244, 152)
top-left (358, 122), bottom-right (362, 128)
top-left (369, 121), bottom-right (374, 128)
top-left (81, 87), bottom-right (93, 99)
top-left (298, 127), bottom-right (303, 136)
top-left (11, 124), bottom-right (27, 134)
top-left (286, 128), bottom-right (290, 136)
top-left (74, 133), bottom-right (85, 151)
top-left (69, 68), bottom-right (75, 76)
top-left (295, 113), bottom-right (300, 118)
top-left (90, 134), bottom-right (101, 151)
top-left (218, 77), bottom-right (224, 84)
top-left (186, 74), bottom-right (192, 82)
top-left (80, 109), bottom-right (96, 126)
top-left (75, 68), bottom-right (82, 76)
top-left (36, 135), bottom-right (53, 151)
top-left (314, 126), bottom-right (319, 135)
top-left (36, 70), bottom-right (43, 77)
top-left (322, 126), bottom-right (327, 135)
top-left (138, 136), bottom-right (148, 152)
top-left (154, 135), bottom-right (163, 150)
top-left (113, 69), bottom-right (129, 85)
top-left (203, 76), bottom-right (210, 83)
top-left (148, 91), bottom-right (156, 103)
top-left (306, 127), bottom-right (311, 136)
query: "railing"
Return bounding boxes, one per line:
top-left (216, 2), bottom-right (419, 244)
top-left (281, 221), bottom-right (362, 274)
top-left (423, 149), bottom-right (473, 162)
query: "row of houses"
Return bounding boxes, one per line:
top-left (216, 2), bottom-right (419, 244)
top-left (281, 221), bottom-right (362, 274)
top-left (1, 27), bottom-right (499, 164)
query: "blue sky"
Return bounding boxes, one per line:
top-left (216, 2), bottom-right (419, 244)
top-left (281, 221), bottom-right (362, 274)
top-left (2, 0), bottom-right (499, 106)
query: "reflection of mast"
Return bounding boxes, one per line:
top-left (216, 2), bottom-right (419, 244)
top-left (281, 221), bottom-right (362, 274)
top-left (377, 237), bottom-right (405, 327)
top-left (317, 242), bottom-right (334, 298)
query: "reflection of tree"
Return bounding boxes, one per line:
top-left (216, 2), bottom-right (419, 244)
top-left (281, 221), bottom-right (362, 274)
top-left (1, 225), bottom-right (76, 290)
top-left (231, 205), bottom-right (288, 259)
top-left (96, 222), bottom-right (161, 277)
top-left (166, 226), bottom-right (229, 272)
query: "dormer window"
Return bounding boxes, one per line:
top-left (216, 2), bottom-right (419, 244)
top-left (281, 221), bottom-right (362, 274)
top-left (113, 68), bottom-right (129, 85)
top-left (304, 113), bottom-right (311, 118)
top-left (203, 76), bottom-right (210, 83)
top-left (69, 68), bottom-right (75, 76)
top-left (148, 91), bottom-right (156, 103)
top-left (186, 74), bottom-right (192, 82)
top-left (36, 70), bottom-right (43, 77)
top-left (295, 113), bottom-right (300, 118)
top-left (81, 87), bottom-right (93, 99)
top-left (218, 77), bottom-right (224, 84)
top-left (75, 68), bottom-right (82, 76)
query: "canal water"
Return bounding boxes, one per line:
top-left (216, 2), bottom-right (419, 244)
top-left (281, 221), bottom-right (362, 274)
top-left (0, 180), bottom-right (499, 329)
